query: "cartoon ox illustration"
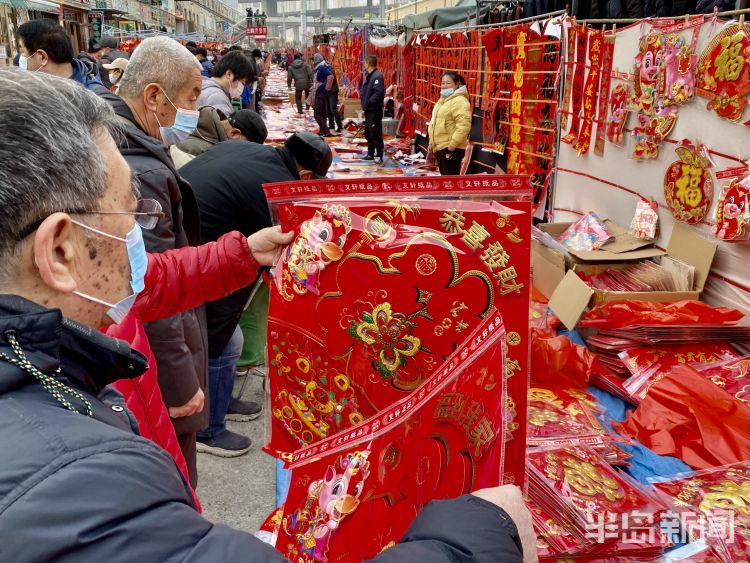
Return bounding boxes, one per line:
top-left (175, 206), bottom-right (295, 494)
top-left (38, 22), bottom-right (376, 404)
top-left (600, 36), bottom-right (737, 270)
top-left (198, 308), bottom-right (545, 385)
top-left (279, 204), bottom-right (353, 299)
top-left (283, 450), bottom-right (371, 562)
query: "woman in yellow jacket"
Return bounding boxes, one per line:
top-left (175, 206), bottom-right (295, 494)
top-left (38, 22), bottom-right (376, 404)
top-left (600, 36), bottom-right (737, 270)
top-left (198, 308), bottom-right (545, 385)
top-left (427, 72), bottom-right (472, 175)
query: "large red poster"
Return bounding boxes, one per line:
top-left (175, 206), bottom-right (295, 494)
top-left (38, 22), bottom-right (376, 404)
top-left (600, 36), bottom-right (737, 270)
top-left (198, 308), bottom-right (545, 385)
top-left (272, 313), bottom-right (509, 562)
top-left (263, 176), bottom-right (532, 489)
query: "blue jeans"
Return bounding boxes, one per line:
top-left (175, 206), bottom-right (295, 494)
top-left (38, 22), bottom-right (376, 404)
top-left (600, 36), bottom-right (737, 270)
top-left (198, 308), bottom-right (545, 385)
top-left (198, 325), bottom-right (244, 440)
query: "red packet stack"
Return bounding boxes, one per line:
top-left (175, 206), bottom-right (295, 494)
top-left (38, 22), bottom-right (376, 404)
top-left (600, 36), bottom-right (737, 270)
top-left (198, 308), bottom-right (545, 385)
top-left (527, 386), bottom-right (607, 449)
top-left (651, 461), bottom-right (750, 563)
top-left (262, 176), bottom-right (532, 489)
top-left (621, 345), bottom-right (740, 403)
top-left (272, 314), bottom-right (511, 562)
top-left (527, 445), bottom-right (666, 556)
top-left (691, 355), bottom-right (750, 406)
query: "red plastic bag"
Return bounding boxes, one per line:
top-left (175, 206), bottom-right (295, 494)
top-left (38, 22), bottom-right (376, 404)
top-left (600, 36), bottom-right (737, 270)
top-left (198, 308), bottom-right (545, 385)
top-left (621, 366), bottom-right (750, 469)
top-left (531, 328), bottom-right (603, 389)
top-left (581, 300), bottom-right (744, 329)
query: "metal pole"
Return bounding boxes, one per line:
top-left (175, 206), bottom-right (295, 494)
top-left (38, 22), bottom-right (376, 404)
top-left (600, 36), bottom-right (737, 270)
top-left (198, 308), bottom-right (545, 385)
top-left (282, 2), bottom-right (286, 41)
top-left (301, 0), bottom-right (307, 46)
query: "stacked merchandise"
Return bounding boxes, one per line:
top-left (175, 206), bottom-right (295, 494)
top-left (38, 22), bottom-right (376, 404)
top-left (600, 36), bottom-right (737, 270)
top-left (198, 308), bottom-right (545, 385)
top-left (527, 445), bottom-right (670, 561)
top-left (580, 301), bottom-right (750, 404)
top-left (260, 176), bottom-right (534, 561)
top-left (651, 461), bottom-right (750, 562)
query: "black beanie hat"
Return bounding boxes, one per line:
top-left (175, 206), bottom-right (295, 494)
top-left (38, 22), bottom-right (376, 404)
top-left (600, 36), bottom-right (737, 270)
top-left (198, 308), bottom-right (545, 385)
top-left (284, 132), bottom-right (333, 178)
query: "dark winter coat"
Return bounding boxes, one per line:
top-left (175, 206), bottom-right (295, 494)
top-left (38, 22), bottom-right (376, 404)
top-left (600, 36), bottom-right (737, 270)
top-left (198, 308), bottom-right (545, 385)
top-left (179, 140), bottom-right (287, 356)
top-left (361, 68), bottom-right (385, 111)
top-left (287, 58), bottom-right (313, 90)
top-left (102, 92), bottom-right (209, 436)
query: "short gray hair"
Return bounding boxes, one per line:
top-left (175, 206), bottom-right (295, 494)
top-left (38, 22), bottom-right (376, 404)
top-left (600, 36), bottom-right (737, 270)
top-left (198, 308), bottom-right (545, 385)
top-left (117, 36), bottom-right (201, 100)
top-left (0, 69), bottom-right (120, 267)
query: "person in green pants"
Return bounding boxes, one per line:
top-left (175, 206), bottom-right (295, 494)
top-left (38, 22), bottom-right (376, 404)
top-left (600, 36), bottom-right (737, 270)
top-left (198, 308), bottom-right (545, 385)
top-left (237, 279), bottom-right (269, 376)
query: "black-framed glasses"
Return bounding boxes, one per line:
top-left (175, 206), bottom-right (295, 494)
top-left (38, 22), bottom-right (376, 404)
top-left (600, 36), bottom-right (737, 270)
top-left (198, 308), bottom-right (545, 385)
top-left (17, 198), bottom-right (164, 240)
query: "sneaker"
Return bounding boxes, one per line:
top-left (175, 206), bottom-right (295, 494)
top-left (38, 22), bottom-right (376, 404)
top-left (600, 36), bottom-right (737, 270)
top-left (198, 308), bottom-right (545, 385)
top-left (226, 398), bottom-right (262, 422)
top-left (197, 430), bottom-right (252, 458)
top-left (374, 157), bottom-right (384, 165)
top-left (362, 155), bottom-right (375, 161)
top-left (335, 127), bottom-right (343, 133)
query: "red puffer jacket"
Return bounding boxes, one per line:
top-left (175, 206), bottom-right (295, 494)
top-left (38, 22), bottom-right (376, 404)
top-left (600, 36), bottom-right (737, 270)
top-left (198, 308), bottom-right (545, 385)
top-left (106, 231), bottom-right (259, 509)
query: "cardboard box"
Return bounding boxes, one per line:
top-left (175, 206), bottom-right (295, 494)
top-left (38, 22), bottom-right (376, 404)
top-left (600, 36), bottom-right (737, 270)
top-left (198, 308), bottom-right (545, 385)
top-left (342, 98), bottom-right (361, 118)
top-left (544, 222), bottom-right (718, 330)
top-left (533, 220), bottom-right (663, 301)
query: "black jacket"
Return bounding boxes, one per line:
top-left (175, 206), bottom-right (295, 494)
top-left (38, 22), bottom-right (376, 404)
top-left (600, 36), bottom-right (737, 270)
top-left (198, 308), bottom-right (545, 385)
top-left (287, 58), bottom-right (313, 90)
top-left (0, 297), bottom-right (525, 562)
top-left (103, 92), bottom-right (209, 435)
top-left (361, 68), bottom-right (385, 112)
top-left (179, 141), bottom-right (286, 356)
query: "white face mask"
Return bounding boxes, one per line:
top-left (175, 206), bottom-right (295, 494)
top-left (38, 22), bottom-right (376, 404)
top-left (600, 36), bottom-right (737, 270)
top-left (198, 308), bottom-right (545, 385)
top-left (109, 72), bottom-right (119, 84)
top-left (18, 50), bottom-right (41, 71)
top-left (229, 81), bottom-right (244, 99)
top-left (154, 88), bottom-right (199, 145)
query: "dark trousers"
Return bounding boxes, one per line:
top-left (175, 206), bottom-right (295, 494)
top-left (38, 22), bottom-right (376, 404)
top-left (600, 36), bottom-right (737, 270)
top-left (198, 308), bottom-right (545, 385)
top-left (364, 108), bottom-right (384, 158)
top-left (294, 87), bottom-right (309, 113)
top-left (314, 92), bottom-right (331, 136)
top-left (435, 147), bottom-right (466, 175)
top-left (327, 91), bottom-right (343, 130)
top-left (178, 431), bottom-right (198, 488)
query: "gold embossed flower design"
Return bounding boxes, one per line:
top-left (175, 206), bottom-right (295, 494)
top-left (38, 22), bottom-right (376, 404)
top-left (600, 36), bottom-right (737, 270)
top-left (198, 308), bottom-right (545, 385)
top-left (354, 303), bottom-right (421, 378)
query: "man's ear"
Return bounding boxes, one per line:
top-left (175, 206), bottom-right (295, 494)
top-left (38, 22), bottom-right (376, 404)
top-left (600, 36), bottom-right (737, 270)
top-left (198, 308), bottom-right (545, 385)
top-left (143, 83), bottom-right (164, 113)
top-left (33, 213), bottom-right (80, 293)
top-left (35, 49), bottom-right (50, 66)
top-left (228, 128), bottom-right (247, 140)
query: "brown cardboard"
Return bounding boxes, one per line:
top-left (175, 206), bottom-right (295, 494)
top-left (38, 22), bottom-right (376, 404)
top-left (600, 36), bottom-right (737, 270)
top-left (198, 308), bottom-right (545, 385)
top-left (666, 222), bottom-right (717, 292)
top-left (548, 271), bottom-right (595, 331)
top-left (532, 241), bottom-right (567, 300)
top-left (545, 225), bottom-right (718, 329)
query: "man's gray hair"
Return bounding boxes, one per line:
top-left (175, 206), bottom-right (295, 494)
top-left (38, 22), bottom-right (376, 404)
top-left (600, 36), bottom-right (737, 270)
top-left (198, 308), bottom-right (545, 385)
top-left (117, 36), bottom-right (201, 100)
top-left (0, 69), bottom-right (120, 266)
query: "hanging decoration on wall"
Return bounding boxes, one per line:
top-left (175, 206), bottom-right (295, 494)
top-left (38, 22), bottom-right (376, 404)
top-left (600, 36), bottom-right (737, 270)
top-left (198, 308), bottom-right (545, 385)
top-left (713, 175), bottom-right (750, 242)
top-left (663, 139), bottom-right (715, 225)
top-left (662, 30), bottom-right (698, 107)
top-left (697, 23), bottom-right (750, 123)
top-left (607, 84), bottom-right (631, 145)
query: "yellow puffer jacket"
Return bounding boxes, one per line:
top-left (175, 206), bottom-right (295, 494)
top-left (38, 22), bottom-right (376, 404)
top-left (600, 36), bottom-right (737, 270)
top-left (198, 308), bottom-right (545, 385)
top-left (427, 86), bottom-right (472, 151)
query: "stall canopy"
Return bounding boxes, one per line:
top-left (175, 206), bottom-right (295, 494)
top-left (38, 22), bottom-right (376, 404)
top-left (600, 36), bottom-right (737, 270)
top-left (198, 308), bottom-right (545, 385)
top-left (402, 0), bottom-right (489, 30)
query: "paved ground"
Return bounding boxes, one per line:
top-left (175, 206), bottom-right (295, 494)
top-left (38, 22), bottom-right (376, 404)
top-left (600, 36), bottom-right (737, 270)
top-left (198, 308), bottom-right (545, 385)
top-left (196, 370), bottom-right (277, 533)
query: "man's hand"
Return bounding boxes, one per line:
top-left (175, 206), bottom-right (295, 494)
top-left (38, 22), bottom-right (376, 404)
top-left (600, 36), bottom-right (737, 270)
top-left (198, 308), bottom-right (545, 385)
top-left (447, 144), bottom-right (456, 151)
top-left (247, 226), bottom-right (294, 266)
top-left (168, 388), bottom-right (205, 419)
top-left (472, 485), bottom-right (538, 563)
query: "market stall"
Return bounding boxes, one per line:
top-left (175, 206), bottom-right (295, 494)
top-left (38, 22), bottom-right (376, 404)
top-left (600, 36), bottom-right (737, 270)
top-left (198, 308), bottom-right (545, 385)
top-left (258, 12), bottom-right (750, 561)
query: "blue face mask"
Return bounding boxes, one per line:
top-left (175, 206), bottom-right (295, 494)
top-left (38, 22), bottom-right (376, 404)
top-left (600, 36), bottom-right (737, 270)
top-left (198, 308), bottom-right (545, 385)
top-left (71, 222), bottom-right (148, 324)
top-left (155, 88), bottom-right (199, 145)
top-left (440, 88), bottom-right (455, 97)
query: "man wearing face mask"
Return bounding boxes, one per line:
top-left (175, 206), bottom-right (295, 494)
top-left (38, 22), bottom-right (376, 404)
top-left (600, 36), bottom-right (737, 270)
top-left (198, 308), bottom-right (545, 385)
top-left (197, 50), bottom-right (255, 118)
top-left (16, 19), bottom-right (108, 94)
top-left (99, 35), bottom-right (209, 487)
top-left (102, 57), bottom-right (128, 92)
top-left (171, 106), bottom-right (268, 169)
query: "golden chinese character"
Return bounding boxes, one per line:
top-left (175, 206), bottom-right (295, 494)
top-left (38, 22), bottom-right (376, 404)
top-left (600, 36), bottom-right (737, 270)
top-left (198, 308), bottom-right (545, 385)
top-left (510, 123), bottom-right (522, 144)
top-left (674, 164), bottom-right (704, 207)
top-left (476, 366), bottom-right (497, 391)
top-left (495, 266), bottom-right (525, 295)
top-left (511, 90), bottom-right (522, 116)
top-left (440, 209), bottom-right (466, 233)
top-left (450, 301), bottom-right (468, 317)
top-left (563, 458), bottom-right (624, 501)
top-left (506, 357), bottom-right (521, 378)
top-left (714, 33), bottom-right (746, 82)
top-left (462, 221), bottom-right (490, 250)
top-left (455, 320), bottom-right (470, 333)
top-left (457, 399), bottom-right (483, 431)
top-left (513, 62), bottom-right (524, 88)
top-left (468, 416), bottom-right (496, 456)
top-left (481, 242), bottom-right (510, 271)
top-left (699, 480), bottom-right (750, 515)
